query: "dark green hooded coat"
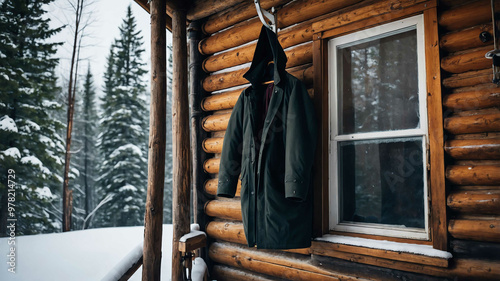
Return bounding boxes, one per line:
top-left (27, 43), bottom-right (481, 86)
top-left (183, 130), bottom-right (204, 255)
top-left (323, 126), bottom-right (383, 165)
top-left (217, 26), bottom-right (317, 249)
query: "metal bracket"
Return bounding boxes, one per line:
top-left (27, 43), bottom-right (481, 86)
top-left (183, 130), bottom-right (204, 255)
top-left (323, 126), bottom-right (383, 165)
top-left (485, 0), bottom-right (500, 84)
top-left (254, 0), bottom-right (277, 33)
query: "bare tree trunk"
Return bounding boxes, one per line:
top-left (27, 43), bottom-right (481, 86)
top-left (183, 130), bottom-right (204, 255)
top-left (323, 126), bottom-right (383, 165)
top-left (62, 0), bottom-right (86, 232)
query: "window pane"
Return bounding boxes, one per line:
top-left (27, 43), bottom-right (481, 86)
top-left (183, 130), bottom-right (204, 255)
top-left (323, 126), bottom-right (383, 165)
top-left (338, 137), bottom-right (425, 229)
top-left (338, 29), bottom-right (419, 134)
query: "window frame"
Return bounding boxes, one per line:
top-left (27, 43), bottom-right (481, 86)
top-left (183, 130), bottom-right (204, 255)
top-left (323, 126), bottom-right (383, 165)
top-left (311, 0), bottom-right (447, 252)
top-left (328, 15), bottom-right (430, 240)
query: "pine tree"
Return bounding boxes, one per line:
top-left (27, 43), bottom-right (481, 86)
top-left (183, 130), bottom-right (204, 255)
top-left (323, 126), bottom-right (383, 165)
top-left (70, 65), bottom-right (98, 229)
top-left (96, 5), bottom-right (149, 227)
top-left (0, 0), bottom-right (64, 235)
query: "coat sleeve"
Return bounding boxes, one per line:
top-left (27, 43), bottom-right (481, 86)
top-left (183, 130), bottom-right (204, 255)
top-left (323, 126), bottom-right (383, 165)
top-left (217, 93), bottom-right (245, 198)
top-left (284, 80), bottom-right (317, 201)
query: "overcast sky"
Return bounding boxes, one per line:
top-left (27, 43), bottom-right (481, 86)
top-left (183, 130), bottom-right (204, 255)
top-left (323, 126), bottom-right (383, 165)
top-left (47, 0), bottom-right (172, 99)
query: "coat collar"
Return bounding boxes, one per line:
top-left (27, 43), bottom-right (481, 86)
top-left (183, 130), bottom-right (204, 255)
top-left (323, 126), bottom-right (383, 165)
top-left (243, 26), bottom-right (287, 87)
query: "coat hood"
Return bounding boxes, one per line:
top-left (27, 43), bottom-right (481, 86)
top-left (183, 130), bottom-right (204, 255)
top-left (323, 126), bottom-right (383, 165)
top-left (243, 26), bottom-right (287, 86)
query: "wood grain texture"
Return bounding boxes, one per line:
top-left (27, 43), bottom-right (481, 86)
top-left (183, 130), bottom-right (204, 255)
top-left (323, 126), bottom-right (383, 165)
top-left (170, 8), bottom-right (191, 281)
top-left (203, 157), bottom-right (220, 174)
top-left (142, 1), bottom-right (166, 280)
top-left (444, 113), bottom-right (500, 134)
top-left (443, 87), bottom-right (500, 111)
top-left (202, 41), bottom-right (312, 74)
top-left (446, 165), bottom-right (500, 185)
top-left (205, 199), bottom-right (242, 221)
top-left (447, 190), bottom-right (500, 215)
top-left (209, 242), bottom-right (363, 281)
top-left (311, 241), bottom-right (449, 267)
top-left (204, 178), bottom-right (241, 197)
top-left (202, 64), bottom-right (313, 93)
top-left (445, 139), bottom-right (500, 159)
top-left (448, 219), bottom-right (500, 242)
top-left (424, 7), bottom-right (448, 251)
top-left (199, 0), bottom-right (359, 55)
top-left (443, 68), bottom-right (492, 88)
top-left (438, 0), bottom-right (494, 31)
top-left (440, 24), bottom-right (493, 52)
top-left (441, 47), bottom-right (491, 74)
top-left (212, 265), bottom-right (280, 281)
top-left (202, 0), bottom-right (290, 35)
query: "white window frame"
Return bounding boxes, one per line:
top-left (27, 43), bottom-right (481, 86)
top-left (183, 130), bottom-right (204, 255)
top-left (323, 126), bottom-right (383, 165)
top-left (328, 15), bottom-right (429, 240)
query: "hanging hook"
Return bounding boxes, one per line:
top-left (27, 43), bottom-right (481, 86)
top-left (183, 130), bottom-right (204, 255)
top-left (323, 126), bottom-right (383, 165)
top-left (254, 0), bottom-right (277, 33)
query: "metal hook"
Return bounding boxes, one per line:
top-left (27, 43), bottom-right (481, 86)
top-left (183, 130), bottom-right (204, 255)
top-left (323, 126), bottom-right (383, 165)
top-left (254, 0), bottom-right (277, 33)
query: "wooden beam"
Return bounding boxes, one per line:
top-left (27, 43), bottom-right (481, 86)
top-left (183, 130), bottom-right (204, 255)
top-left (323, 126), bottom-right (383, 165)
top-left (449, 219), bottom-right (500, 242)
top-left (205, 199), bottom-right (242, 221)
top-left (179, 231), bottom-right (207, 253)
top-left (142, 0), bottom-right (167, 280)
top-left (133, 0), bottom-right (172, 31)
top-left (187, 0), bottom-right (242, 21)
top-left (424, 7), bottom-right (447, 251)
top-left (118, 256), bottom-right (144, 281)
top-left (187, 21), bottom-right (210, 255)
top-left (171, 7), bottom-right (191, 281)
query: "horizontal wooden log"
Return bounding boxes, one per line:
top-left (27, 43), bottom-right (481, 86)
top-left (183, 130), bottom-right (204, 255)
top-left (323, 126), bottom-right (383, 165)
top-left (276, 0), bottom-right (362, 28)
top-left (440, 24), bottom-right (493, 52)
top-left (443, 87), bottom-right (500, 111)
top-left (203, 64), bottom-right (313, 93)
top-left (212, 265), bottom-right (280, 281)
top-left (440, 0), bottom-right (483, 8)
top-left (202, 137), bottom-right (224, 153)
top-left (199, 0), bottom-right (359, 55)
top-left (444, 113), bottom-right (500, 134)
top-left (450, 239), bottom-right (500, 259)
top-left (446, 165), bottom-right (500, 185)
top-left (202, 88), bottom-right (315, 113)
top-left (186, 0), bottom-right (241, 21)
top-left (203, 41), bottom-right (312, 74)
top-left (447, 190), bottom-right (500, 215)
top-left (448, 219), bottom-right (500, 242)
top-left (203, 157), bottom-right (220, 174)
top-left (202, 90), bottom-right (242, 112)
top-left (311, 0), bottom-right (431, 34)
top-left (206, 221), bottom-right (311, 255)
top-left (202, 0), bottom-right (290, 35)
top-left (202, 113), bottom-right (231, 132)
top-left (311, 241), bottom-right (448, 268)
top-left (209, 242), bottom-right (350, 281)
top-left (203, 68), bottom-right (248, 93)
top-left (205, 178), bottom-right (241, 197)
top-left (206, 221), bottom-right (247, 245)
top-left (443, 68), bottom-right (493, 88)
top-left (438, 0), bottom-right (494, 31)
top-left (315, 246), bottom-right (500, 280)
top-left (441, 47), bottom-right (491, 74)
top-left (445, 139), bottom-right (500, 159)
top-left (205, 199), bottom-right (242, 221)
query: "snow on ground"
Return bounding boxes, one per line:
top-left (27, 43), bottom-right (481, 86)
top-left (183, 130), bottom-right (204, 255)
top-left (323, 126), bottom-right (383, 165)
top-left (0, 225), bottom-right (173, 281)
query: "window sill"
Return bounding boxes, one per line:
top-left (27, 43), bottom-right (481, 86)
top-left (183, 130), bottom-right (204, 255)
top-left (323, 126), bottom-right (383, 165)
top-left (312, 235), bottom-right (452, 268)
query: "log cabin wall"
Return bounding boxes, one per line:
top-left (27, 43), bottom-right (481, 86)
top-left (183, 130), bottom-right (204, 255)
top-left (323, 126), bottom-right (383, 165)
top-left (194, 0), bottom-right (500, 280)
top-left (439, 0), bottom-right (500, 259)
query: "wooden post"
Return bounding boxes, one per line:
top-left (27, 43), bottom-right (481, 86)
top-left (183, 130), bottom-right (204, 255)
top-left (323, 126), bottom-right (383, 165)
top-left (142, 0), bottom-right (166, 280)
top-left (172, 7), bottom-right (191, 281)
top-left (188, 21), bottom-right (209, 258)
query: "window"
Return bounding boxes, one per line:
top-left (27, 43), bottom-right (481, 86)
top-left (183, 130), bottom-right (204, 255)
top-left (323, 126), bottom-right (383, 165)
top-left (328, 15), bottom-right (429, 240)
